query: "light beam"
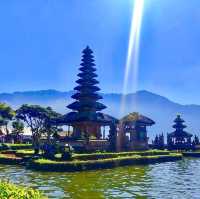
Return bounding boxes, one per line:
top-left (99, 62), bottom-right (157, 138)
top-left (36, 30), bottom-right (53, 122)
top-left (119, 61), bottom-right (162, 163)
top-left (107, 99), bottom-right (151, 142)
top-left (120, 0), bottom-right (145, 116)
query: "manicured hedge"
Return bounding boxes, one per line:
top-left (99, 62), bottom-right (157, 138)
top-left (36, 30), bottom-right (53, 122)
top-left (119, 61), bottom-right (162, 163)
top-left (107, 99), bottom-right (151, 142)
top-left (0, 181), bottom-right (45, 199)
top-left (28, 154), bottom-right (182, 172)
top-left (72, 150), bottom-right (170, 161)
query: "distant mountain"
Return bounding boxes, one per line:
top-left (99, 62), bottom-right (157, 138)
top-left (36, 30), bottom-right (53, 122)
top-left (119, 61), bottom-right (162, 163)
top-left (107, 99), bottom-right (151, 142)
top-left (1, 89), bottom-right (200, 139)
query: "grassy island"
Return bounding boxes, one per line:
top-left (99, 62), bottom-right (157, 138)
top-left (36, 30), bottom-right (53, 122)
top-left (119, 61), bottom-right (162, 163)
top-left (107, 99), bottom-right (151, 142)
top-left (0, 144), bottom-right (183, 172)
top-left (28, 153), bottom-right (182, 172)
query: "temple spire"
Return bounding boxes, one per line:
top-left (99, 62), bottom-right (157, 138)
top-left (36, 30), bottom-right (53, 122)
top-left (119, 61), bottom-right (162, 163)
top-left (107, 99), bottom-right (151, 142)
top-left (172, 114), bottom-right (187, 132)
top-left (67, 46), bottom-right (106, 118)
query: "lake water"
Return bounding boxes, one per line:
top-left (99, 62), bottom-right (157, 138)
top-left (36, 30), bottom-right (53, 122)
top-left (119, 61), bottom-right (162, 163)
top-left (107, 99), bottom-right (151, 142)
top-left (0, 158), bottom-right (199, 199)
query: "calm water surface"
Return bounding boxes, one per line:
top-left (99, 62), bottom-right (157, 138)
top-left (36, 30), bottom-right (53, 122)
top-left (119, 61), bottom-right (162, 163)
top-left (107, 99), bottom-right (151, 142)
top-left (0, 158), bottom-right (199, 199)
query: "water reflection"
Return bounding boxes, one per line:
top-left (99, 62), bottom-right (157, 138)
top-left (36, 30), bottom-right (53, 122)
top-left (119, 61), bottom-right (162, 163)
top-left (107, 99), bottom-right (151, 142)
top-left (0, 159), bottom-right (200, 198)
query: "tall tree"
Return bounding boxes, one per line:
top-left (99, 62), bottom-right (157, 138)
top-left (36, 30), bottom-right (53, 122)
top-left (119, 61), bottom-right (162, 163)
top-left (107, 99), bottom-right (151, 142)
top-left (0, 103), bottom-right (15, 137)
top-left (42, 107), bottom-right (62, 144)
top-left (16, 104), bottom-right (62, 154)
top-left (16, 104), bottom-right (48, 154)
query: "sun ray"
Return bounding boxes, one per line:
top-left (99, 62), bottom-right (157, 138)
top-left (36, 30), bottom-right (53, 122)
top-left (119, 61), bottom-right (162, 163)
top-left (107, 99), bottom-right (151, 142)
top-left (120, 0), bottom-right (145, 116)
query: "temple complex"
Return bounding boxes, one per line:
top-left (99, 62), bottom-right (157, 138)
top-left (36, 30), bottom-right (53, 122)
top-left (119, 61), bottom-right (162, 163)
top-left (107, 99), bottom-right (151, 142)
top-left (61, 47), bottom-right (157, 152)
top-left (167, 115), bottom-right (193, 150)
top-left (117, 112), bottom-right (155, 151)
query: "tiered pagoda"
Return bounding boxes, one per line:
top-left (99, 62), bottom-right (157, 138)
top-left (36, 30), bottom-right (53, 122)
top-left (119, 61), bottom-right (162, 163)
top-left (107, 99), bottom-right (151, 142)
top-left (167, 115), bottom-right (193, 150)
top-left (64, 46), bottom-right (118, 142)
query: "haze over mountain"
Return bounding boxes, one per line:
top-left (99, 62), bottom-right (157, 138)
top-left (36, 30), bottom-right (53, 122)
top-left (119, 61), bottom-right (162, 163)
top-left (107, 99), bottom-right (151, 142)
top-left (0, 89), bottom-right (200, 139)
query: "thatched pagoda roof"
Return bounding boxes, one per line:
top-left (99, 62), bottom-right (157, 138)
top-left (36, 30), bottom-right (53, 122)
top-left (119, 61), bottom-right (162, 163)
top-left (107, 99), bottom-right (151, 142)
top-left (62, 112), bottom-right (118, 125)
top-left (173, 114), bottom-right (185, 123)
top-left (67, 46), bottom-right (106, 114)
top-left (168, 130), bottom-right (192, 138)
top-left (168, 114), bottom-right (192, 138)
top-left (120, 112), bottom-right (155, 126)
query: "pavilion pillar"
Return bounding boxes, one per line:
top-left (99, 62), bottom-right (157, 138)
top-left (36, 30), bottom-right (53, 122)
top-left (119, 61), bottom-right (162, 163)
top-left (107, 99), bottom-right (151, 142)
top-left (103, 126), bottom-right (106, 139)
top-left (67, 125), bottom-right (70, 137)
top-left (116, 122), bottom-right (125, 152)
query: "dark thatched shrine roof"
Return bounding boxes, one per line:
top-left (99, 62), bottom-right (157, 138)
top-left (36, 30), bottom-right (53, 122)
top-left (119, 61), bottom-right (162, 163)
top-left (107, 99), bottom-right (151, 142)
top-left (172, 124), bottom-right (187, 129)
top-left (67, 101), bottom-right (106, 112)
top-left (62, 112), bottom-right (118, 125)
top-left (120, 112), bottom-right (155, 126)
top-left (168, 114), bottom-right (192, 138)
top-left (173, 115), bottom-right (185, 123)
top-left (168, 130), bottom-right (192, 138)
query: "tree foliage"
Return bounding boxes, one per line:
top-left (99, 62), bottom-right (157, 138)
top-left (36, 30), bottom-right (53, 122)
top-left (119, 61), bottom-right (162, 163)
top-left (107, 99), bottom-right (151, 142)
top-left (16, 104), bottom-right (62, 153)
top-left (42, 107), bottom-right (62, 143)
top-left (12, 120), bottom-right (24, 134)
top-left (0, 103), bottom-right (15, 135)
top-left (12, 119), bottom-right (25, 143)
top-left (16, 104), bottom-right (47, 134)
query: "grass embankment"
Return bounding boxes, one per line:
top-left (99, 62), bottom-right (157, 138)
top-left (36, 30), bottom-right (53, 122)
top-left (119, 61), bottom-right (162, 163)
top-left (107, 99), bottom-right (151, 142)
top-left (182, 151), bottom-right (200, 157)
top-left (0, 143), bottom-right (32, 151)
top-left (72, 150), bottom-right (170, 161)
top-left (0, 181), bottom-right (45, 199)
top-left (0, 154), bottom-right (22, 165)
top-left (28, 153), bottom-right (182, 172)
top-left (0, 146), bottom-right (33, 164)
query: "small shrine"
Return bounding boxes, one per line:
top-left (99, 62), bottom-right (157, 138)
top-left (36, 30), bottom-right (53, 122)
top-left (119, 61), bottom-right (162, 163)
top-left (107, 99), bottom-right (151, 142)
top-left (167, 115), bottom-right (193, 150)
top-left (117, 112), bottom-right (155, 151)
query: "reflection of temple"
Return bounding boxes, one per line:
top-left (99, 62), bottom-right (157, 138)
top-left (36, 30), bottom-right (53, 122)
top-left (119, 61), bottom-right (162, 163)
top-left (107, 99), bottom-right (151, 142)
top-left (167, 115), bottom-right (193, 150)
top-left (117, 113), bottom-right (155, 151)
top-left (63, 46), bottom-right (118, 150)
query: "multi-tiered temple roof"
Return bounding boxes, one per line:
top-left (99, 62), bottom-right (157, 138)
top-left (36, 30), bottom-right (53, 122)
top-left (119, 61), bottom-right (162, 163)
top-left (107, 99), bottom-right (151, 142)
top-left (64, 46), bottom-right (117, 125)
top-left (67, 46), bottom-right (106, 113)
top-left (167, 115), bottom-right (193, 150)
top-left (169, 115), bottom-right (192, 138)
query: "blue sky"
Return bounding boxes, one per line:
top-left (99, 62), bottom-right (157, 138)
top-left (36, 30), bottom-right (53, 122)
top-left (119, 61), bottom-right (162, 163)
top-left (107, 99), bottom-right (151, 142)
top-left (0, 0), bottom-right (200, 104)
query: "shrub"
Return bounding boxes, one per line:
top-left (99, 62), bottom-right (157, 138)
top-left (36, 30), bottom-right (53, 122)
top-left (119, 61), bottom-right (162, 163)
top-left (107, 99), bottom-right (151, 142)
top-left (61, 151), bottom-right (72, 161)
top-left (0, 181), bottom-right (45, 199)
